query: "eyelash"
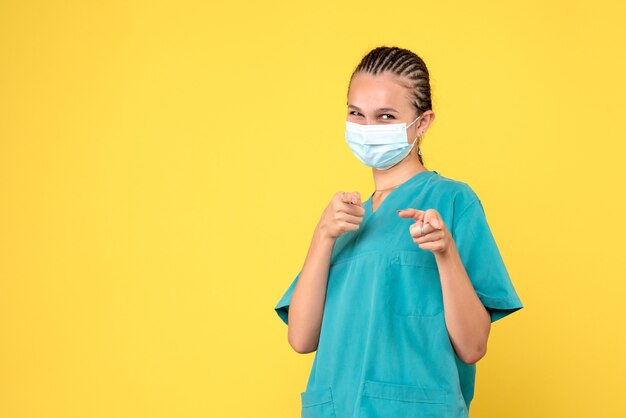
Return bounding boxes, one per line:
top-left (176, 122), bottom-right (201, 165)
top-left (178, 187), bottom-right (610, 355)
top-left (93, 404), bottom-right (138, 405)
top-left (349, 111), bottom-right (395, 120)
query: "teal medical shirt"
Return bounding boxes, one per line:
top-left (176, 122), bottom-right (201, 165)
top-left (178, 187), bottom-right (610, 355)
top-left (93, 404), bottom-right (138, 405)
top-left (274, 170), bottom-right (524, 418)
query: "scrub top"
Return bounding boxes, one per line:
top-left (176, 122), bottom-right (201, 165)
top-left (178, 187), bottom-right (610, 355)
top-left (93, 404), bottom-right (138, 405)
top-left (274, 170), bottom-right (524, 418)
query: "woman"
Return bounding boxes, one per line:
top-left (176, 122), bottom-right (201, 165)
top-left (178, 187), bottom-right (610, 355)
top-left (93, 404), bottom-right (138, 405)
top-left (274, 46), bottom-right (524, 418)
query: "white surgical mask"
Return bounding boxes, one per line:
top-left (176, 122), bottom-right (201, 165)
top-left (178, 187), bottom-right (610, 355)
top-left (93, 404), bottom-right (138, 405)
top-left (345, 114), bottom-right (422, 170)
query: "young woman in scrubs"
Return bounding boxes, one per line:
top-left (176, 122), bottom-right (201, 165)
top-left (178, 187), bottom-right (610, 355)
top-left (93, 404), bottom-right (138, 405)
top-left (275, 46), bottom-right (524, 418)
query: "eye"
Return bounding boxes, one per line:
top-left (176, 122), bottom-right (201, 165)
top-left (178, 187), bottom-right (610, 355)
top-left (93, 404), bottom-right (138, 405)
top-left (349, 110), bottom-right (362, 117)
top-left (380, 114), bottom-right (396, 120)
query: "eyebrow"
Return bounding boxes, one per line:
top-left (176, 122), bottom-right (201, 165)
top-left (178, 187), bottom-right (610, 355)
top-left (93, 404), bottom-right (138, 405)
top-left (348, 104), bottom-right (399, 113)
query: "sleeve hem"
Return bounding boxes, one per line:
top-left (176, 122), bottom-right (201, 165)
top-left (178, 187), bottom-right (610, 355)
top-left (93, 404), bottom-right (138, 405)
top-left (476, 291), bottom-right (523, 309)
top-left (476, 292), bottom-right (524, 323)
top-left (274, 303), bottom-right (289, 325)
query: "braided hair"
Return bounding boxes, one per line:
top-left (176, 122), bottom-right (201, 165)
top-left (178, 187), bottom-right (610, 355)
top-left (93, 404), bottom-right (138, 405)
top-left (348, 46), bottom-right (433, 166)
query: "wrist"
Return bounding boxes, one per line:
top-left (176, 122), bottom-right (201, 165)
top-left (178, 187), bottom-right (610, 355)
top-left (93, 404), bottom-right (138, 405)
top-left (434, 239), bottom-right (457, 262)
top-left (314, 222), bottom-right (337, 246)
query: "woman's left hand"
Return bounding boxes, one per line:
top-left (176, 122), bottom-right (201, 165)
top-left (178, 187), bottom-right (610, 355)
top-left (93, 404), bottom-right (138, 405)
top-left (397, 208), bottom-right (453, 255)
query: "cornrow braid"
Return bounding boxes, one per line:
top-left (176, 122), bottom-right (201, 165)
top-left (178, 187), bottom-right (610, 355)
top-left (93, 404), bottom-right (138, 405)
top-left (348, 46), bottom-right (433, 166)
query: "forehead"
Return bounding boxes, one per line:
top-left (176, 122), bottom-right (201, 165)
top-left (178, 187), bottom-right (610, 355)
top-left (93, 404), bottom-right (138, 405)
top-left (347, 71), bottom-right (412, 110)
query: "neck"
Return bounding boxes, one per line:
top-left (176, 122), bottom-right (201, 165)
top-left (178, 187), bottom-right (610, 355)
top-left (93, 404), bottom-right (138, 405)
top-left (372, 154), bottom-right (426, 191)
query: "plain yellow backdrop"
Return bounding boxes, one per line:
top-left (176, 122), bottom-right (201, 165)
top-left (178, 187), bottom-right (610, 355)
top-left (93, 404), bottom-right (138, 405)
top-left (1, 1), bottom-right (625, 417)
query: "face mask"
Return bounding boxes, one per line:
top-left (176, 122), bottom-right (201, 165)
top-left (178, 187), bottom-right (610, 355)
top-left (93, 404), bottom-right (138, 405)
top-left (345, 114), bottom-right (422, 170)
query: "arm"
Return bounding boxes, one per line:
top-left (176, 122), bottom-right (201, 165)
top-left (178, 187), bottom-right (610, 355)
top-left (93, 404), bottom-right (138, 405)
top-left (287, 224), bottom-right (336, 354)
top-left (287, 191), bottom-right (364, 354)
top-left (435, 241), bottom-right (491, 364)
top-left (398, 207), bottom-right (491, 364)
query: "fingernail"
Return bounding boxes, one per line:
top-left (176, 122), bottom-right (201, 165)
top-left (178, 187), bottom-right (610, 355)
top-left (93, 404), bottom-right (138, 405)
top-left (396, 210), bottom-right (402, 214)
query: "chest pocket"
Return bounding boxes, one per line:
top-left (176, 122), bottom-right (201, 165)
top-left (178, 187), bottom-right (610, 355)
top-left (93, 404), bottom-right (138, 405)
top-left (387, 250), bottom-right (443, 317)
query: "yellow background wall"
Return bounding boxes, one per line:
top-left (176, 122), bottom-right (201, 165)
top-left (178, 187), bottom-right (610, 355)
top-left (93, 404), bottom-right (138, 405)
top-left (1, 1), bottom-right (625, 417)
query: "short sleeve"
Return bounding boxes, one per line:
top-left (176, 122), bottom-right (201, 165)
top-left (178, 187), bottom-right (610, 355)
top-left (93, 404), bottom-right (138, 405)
top-left (452, 198), bottom-right (524, 323)
top-left (274, 271), bottom-right (301, 325)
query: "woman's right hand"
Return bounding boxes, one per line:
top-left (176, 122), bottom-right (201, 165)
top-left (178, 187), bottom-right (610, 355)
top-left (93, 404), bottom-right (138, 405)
top-left (318, 191), bottom-right (365, 240)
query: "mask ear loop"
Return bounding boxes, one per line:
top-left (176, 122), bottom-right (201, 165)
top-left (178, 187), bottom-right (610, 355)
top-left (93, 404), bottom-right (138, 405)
top-left (408, 133), bottom-right (420, 156)
top-left (407, 113), bottom-right (424, 157)
top-left (407, 113), bottom-right (422, 129)
top-left (407, 114), bottom-right (422, 154)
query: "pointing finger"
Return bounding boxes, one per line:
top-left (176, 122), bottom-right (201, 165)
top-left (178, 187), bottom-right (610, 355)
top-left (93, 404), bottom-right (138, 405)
top-left (396, 208), bottom-right (425, 222)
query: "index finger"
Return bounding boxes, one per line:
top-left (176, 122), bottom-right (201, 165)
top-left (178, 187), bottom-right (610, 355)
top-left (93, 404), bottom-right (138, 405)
top-left (339, 201), bottom-right (365, 217)
top-left (396, 208), bottom-right (425, 222)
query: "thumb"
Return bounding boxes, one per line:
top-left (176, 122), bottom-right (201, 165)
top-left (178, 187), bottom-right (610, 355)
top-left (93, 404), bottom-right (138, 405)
top-left (424, 211), bottom-right (442, 229)
top-left (341, 191), bottom-right (361, 206)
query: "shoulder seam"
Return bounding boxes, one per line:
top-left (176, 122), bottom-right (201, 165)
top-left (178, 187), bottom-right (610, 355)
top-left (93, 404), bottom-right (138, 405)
top-left (456, 197), bottom-right (481, 221)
